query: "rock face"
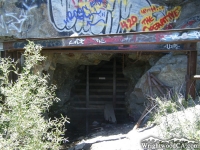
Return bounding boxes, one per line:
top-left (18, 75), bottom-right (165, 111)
top-left (127, 52), bottom-right (200, 119)
top-left (0, 0), bottom-right (199, 38)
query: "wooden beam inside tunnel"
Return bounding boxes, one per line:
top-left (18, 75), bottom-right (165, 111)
top-left (113, 57), bottom-right (116, 108)
top-left (86, 66), bottom-right (89, 135)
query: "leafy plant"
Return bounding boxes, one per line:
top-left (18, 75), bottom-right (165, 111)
top-left (0, 41), bottom-right (69, 150)
top-left (148, 93), bottom-right (200, 142)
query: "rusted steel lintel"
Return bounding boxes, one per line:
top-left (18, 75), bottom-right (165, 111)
top-left (3, 29), bottom-right (200, 50)
top-left (133, 105), bottom-right (153, 130)
top-left (150, 73), bottom-right (171, 90)
top-left (9, 49), bottom-right (195, 54)
top-left (6, 41), bottom-right (199, 50)
top-left (4, 43), bottom-right (196, 52)
top-left (147, 72), bottom-right (153, 97)
top-left (186, 50), bottom-right (197, 100)
top-left (151, 78), bottom-right (165, 95)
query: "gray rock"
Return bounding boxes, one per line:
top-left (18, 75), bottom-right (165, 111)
top-left (126, 53), bottom-right (200, 119)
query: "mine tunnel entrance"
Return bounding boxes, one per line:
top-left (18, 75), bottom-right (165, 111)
top-left (68, 55), bottom-right (129, 137)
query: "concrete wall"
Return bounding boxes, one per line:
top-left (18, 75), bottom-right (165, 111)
top-left (0, 0), bottom-right (199, 39)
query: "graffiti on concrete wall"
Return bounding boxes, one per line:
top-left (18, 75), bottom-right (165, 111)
top-left (0, 0), bottom-right (46, 34)
top-left (0, 12), bottom-right (29, 33)
top-left (120, 15), bottom-right (138, 31)
top-left (141, 6), bottom-right (181, 31)
top-left (48, 0), bottom-right (181, 35)
top-left (15, 0), bottom-right (47, 10)
top-left (179, 15), bottom-right (200, 29)
top-left (0, 0), bottom-right (183, 36)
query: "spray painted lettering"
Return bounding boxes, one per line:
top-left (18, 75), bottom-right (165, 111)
top-left (92, 38), bottom-right (106, 43)
top-left (15, 0), bottom-right (47, 10)
top-left (64, 5), bottom-right (106, 27)
top-left (120, 15), bottom-right (138, 31)
top-left (69, 38), bottom-right (85, 45)
top-left (0, 0), bottom-right (46, 34)
top-left (179, 16), bottom-right (200, 29)
top-left (89, 0), bottom-right (107, 8)
top-left (0, 11), bottom-right (32, 33)
top-left (142, 6), bottom-right (181, 31)
top-left (48, 0), bottom-right (182, 35)
top-left (163, 44), bottom-right (181, 50)
top-left (161, 31), bottom-right (200, 41)
top-left (141, 16), bottom-right (155, 25)
top-left (140, 5), bottom-right (164, 15)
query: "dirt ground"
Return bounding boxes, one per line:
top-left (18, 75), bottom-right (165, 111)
top-left (65, 121), bottom-right (160, 150)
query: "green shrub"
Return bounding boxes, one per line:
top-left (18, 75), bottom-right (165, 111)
top-left (148, 93), bottom-right (200, 142)
top-left (0, 41), bottom-right (69, 150)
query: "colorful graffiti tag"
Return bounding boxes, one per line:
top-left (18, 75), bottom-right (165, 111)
top-left (179, 15), bottom-right (200, 29)
top-left (0, 0), bottom-right (183, 36)
top-left (161, 31), bottom-right (200, 41)
top-left (141, 6), bottom-right (181, 31)
top-left (48, 0), bottom-right (182, 35)
top-left (120, 15), bottom-right (138, 30)
top-left (15, 0), bottom-right (47, 10)
top-left (0, 0), bottom-right (47, 34)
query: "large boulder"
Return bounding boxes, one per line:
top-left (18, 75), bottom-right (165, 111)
top-left (127, 53), bottom-right (200, 119)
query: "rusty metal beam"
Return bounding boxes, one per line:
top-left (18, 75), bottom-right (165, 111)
top-left (147, 72), bottom-right (153, 97)
top-left (4, 43), bottom-right (196, 53)
top-left (3, 28), bottom-right (200, 51)
top-left (186, 45), bottom-right (197, 100)
top-left (150, 73), bottom-right (172, 91)
top-left (151, 78), bottom-right (165, 95)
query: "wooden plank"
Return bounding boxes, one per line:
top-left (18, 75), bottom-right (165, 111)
top-left (73, 101), bottom-right (125, 104)
top-left (89, 77), bottom-right (127, 80)
top-left (86, 65), bottom-right (89, 134)
top-left (77, 83), bottom-right (128, 86)
top-left (86, 66), bottom-right (89, 108)
top-left (71, 107), bottom-right (125, 110)
top-left (104, 104), bottom-right (117, 123)
top-left (113, 58), bottom-right (116, 108)
top-left (75, 89), bottom-right (127, 92)
top-left (90, 101), bottom-right (125, 105)
top-left (78, 95), bottom-right (125, 98)
top-left (90, 71), bottom-right (123, 74)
